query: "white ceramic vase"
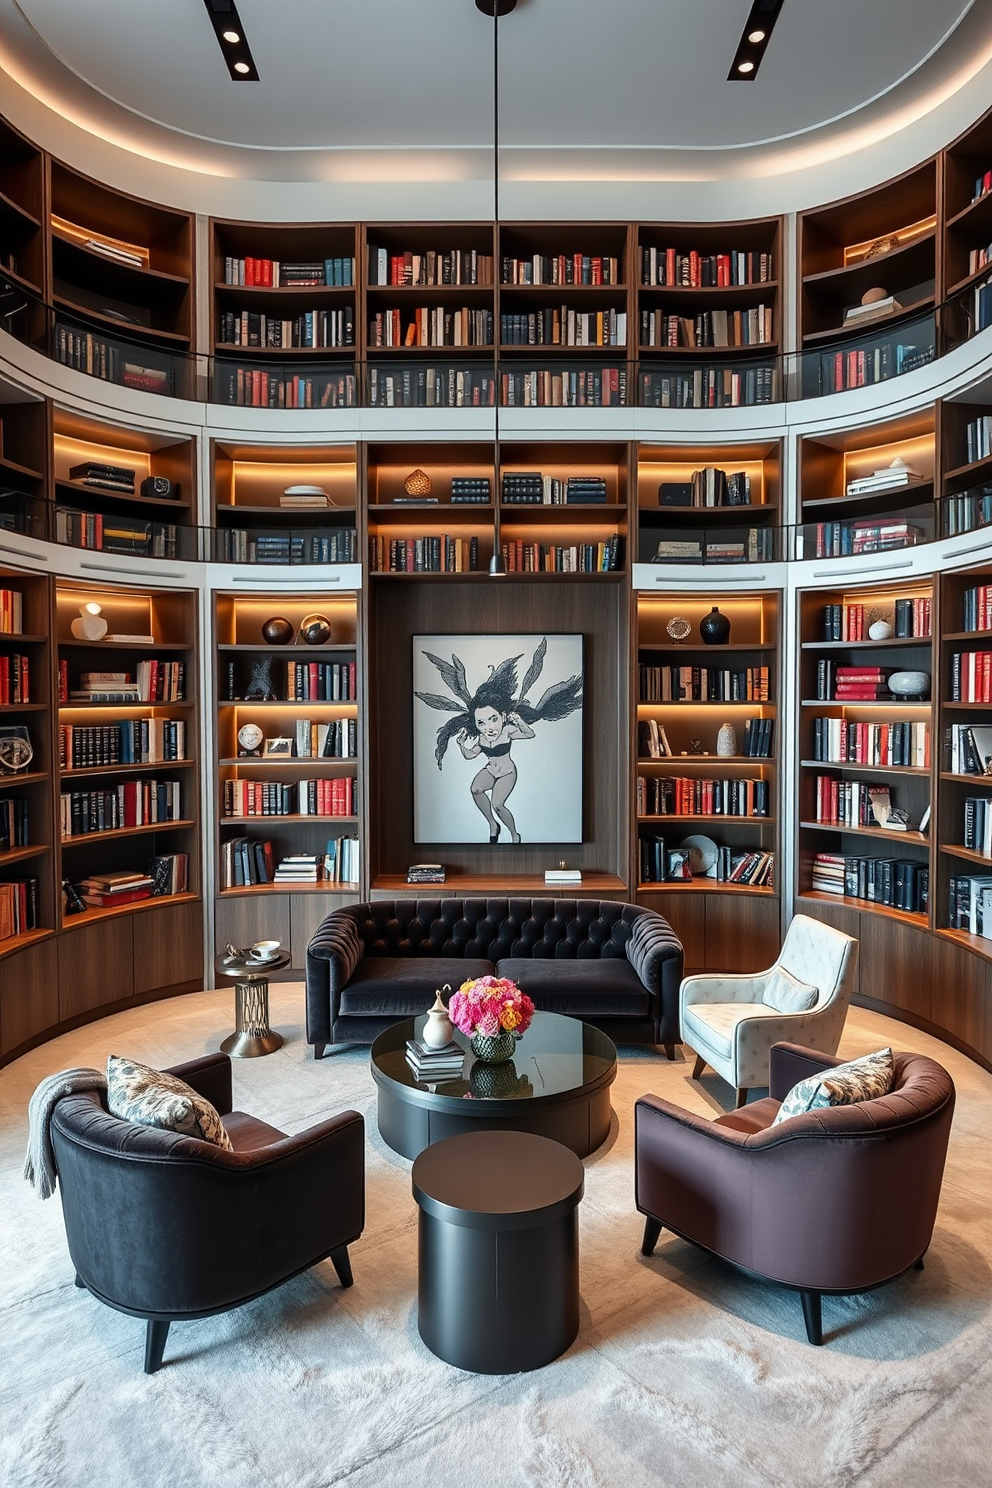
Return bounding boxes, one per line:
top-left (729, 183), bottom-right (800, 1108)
top-left (716, 722), bottom-right (738, 758)
top-left (868, 619), bottom-right (893, 641)
top-left (422, 989), bottom-right (454, 1048)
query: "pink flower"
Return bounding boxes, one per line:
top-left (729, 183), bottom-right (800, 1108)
top-left (446, 975), bottom-right (535, 1038)
top-left (476, 1007), bottom-right (500, 1037)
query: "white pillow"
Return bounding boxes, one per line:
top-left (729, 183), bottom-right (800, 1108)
top-left (771, 1047), bottom-right (895, 1127)
top-left (761, 967), bottom-right (818, 1014)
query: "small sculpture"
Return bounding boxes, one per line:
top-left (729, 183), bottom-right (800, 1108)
top-left (422, 988), bottom-right (455, 1049)
top-left (689, 737), bottom-right (704, 755)
top-left (261, 617), bottom-right (294, 645)
top-left (70, 601), bottom-right (108, 642)
top-left (666, 616), bottom-right (691, 644)
top-left (716, 722), bottom-right (738, 757)
top-left (404, 469), bottom-right (432, 496)
top-left (298, 613), bottom-right (332, 646)
top-left (245, 658), bottom-right (275, 700)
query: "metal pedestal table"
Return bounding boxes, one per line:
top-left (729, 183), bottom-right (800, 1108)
top-left (215, 949), bottom-right (291, 1057)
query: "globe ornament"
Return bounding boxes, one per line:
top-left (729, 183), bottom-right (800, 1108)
top-left (261, 617), bottom-right (294, 645)
top-left (666, 616), bottom-right (691, 644)
top-left (298, 614), bottom-right (332, 646)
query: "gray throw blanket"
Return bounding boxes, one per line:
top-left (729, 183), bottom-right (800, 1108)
top-left (23, 1067), bottom-right (107, 1199)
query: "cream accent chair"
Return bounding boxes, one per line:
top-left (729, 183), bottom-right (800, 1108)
top-left (680, 915), bottom-right (859, 1108)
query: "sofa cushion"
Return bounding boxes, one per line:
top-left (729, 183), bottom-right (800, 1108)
top-left (682, 1001), bottom-right (785, 1064)
top-left (106, 1055), bottom-right (233, 1151)
top-left (761, 967), bottom-right (818, 1014)
top-left (771, 1046), bottom-right (894, 1126)
top-left (495, 957), bottom-right (649, 1019)
top-left (339, 957), bottom-right (496, 1018)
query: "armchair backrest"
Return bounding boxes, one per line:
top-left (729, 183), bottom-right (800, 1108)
top-left (776, 914), bottom-right (858, 1011)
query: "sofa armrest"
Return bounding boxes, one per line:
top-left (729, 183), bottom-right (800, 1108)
top-left (307, 909), bottom-right (364, 985)
top-left (246, 1109), bottom-right (366, 1275)
top-left (165, 1053), bottom-right (232, 1116)
top-left (680, 972), bottom-right (767, 1007)
top-left (626, 909), bottom-right (684, 1046)
top-left (768, 1042), bottom-right (843, 1102)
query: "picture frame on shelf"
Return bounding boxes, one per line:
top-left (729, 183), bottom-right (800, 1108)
top-left (262, 737), bottom-right (294, 758)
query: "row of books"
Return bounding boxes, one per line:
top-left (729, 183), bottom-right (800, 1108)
top-left (967, 280), bottom-right (992, 338)
top-left (814, 662), bottom-right (905, 702)
top-left (370, 308), bottom-right (492, 348)
top-left (0, 796), bottom-right (29, 851)
top-left (949, 650), bottom-right (992, 702)
top-left (963, 583), bottom-right (992, 633)
top-left (223, 778), bottom-right (356, 817)
top-left (59, 719), bottom-right (186, 769)
top-left (813, 340), bottom-right (934, 395)
top-left (636, 717), bottom-right (773, 758)
top-left (811, 854), bottom-right (928, 914)
top-left (0, 654), bottom-right (29, 705)
top-left (216, 529), bottom-right (357, 565)
top-left (639, 306), bottom-right (772, 350)
top-left (369, 535), bottom-right (480, 573)
top-left (65, 461), bottom-right (136, 494)
top-left (652, 530), bottom-right (776, 564)
top-left (820, 598), bottom-right (931, 641)
top-left (639, 248), bottom-right (773, 288)
top-left (942, 488), bottom-right (992, 536)
top-left (811, 777), bottom-right (911, 831)
top-left (60, 779), bottom-right (182, 837)
top-left (805, 521), bottom-right (925, 559)
top-left (216, 368), bottom-right (357, 408)
top-left (500, 310), bottom-right (627, 347)
top-left (501, 474), bottom-right (608, 505)
top-left (638, 665), bottom-right (771, 703)
top-left (500, 368), bottom-right (627, 407)
top-left (284, 661), bottom-right (357, 702)
top-left (947, 723), bottom-right (992, 775)
top-left (963, 795), bottom-right (992, 856)
top-left (218, 308), bottom-right (355, 349)
top-left (292, 718), bottom-right (357, 760)
top-left (367, 367), bottom-right (495, 408)
top-left (219, 840), bottom-right (355, 888)
top-left (949, 873), bottom-right (992, 936)
top-left (501, 254), bottom-right (620, 286)
top-left (659, 468), bottom-right (752, 508)
top-left (222, 257), bottom-right (355, 287)
top-left (640, 365), bottom-right (776, 408)
top-left (55, 508), bottom-right (179, 559)
top-left (221, 835), bottom-right (272, 888)
top-left (0, 589), bottom-right (24, 635)
top-left (0, 878), bottom-right (37, 939)
top-left (811, 718), bottom-right (930, 769)
top-left (55, 326), bottom-right (174, 396)
top-left (640, 838), bottom-right (774, 886)
top-left (324, 837), bottom-right (360, 884)
top-left (499, 538), bottom-right (623, 574)
top-left (59, 661), bottom-right (186, 704)
top-left (637, 775), bottom-right (770, 818)
top-left (965, 414), bottom-right (992, 465)
top-left (967, 241), bottom-right (992, 278)
top-left (368, 248), bottom-right (493, 287)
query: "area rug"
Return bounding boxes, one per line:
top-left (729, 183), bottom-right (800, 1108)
top-left (1, 986), bottom-right (990, 1488)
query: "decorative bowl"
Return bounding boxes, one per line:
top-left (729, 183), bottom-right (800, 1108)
top-left (681, 834), bottom-right (718, 874)
top-left (887, 670), bottom-right (930, 699)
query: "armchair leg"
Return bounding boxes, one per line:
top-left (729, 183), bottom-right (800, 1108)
top-left (74, 1273), bottom-right (85, 1289)
top-left (641, 1217), bottom-right (663, 1257)
top-left (330, 1245), bottom-right (354, 1288)
top-left (914, 1256), bottom-right (925, 1271)
top-left (144, 1319), bottom-right (171, 1374)
top-left (313, 1043), bottom-right (327, 1061)
top-left (663, 1043), bottom-right (675, 1061)
top-left (800, 1291), bottom-right (823, 1346)
top-left (691, 1054), bottom-right (707, 1080)
top-left (735, 1088), bottom-right (750, 1109)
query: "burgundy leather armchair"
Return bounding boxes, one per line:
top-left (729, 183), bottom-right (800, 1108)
top-left (51, 1053), bottom-right (365, 1373)
top-left (635, 1041), bottom-right (955, 1344)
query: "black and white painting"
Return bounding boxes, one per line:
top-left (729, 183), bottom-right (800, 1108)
top-left (413, 634), bottom-right (583, 844)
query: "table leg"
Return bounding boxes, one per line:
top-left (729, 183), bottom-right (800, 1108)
top-left (220, 975), bottom-right (284, 1058)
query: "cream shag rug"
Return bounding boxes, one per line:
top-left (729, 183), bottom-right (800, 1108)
top-left (1, 986), bottom-right (990, 1488)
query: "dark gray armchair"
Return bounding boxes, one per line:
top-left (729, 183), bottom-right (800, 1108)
top-left (50, 1053), bottom-right (364, 1373)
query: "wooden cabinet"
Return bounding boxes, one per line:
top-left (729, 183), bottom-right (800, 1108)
top-left (58, 915), bottom-right (134, 1020)
top-left (642, 888), bottom-right (779, 976)
top-left (0, 936), bottom-right (58, 1059)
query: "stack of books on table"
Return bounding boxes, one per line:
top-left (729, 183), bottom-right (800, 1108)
top-left (407, 863), bottom-right (446, 884)
top-left (70, 671), bottom-right (140, 704)
top-left (78, 870), bottom-right (154, 908)
top-left (274, 853), bottom-right (320, 883)
top-left (405, 1037), bottom-right (465, 1082)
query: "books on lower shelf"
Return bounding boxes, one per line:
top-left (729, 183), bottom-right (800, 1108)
top-left (808, 521), bottom-right (926, 559)
top-left (637, 776), bottom-right (770, 818)
top-left (813, 717), bottom-right (929, 768)
top-left (274, 853), bottom-right (320, 882)
top-left (815, 663), bottom-right (917, 701)
top-left (844, 458), bottom-right (923, 497)
top-left (652, 530), bottom-right (775, 564)
top-left (217, 366), bottom-right (357, 410)
top-left (221, 839), bottom-right (357, 888)
top-left (502, 308), bottom-right (626, 347)
top-left (55, 507), bottom-right (179, 558)
top-left (640, 306), bottom-right (771, 350)
top-left (946, 723), bottom-right (992, 774)
top-left (367, 366), bottom-right (495, 409)
top-left (500, 538), bottom-right (622, 574)
top-left (294, 718), bottom-right (357, 760)
top-left (0, 878), bottom-right (37, 938)
top-left (948, 874), bottom-right (992, 936)
top-left (811, 854), bottom-right (927, 914)
top-left (640, 838), bottom-right (773, 886)
top-left (78, 870), bottom-right (154, 908)
top-left (369, 247), bottom-right (493, 287)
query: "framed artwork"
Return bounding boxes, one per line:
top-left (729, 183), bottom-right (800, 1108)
top-left (413, 633), bottom-right (583, 845)
top-left (262, 736), bottom-right (294, 758)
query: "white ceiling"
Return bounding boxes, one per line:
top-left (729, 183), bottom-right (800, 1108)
top-left (2, 0), bottom-right (992, 195)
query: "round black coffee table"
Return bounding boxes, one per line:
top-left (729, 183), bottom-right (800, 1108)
top-left (370, 1010), bottom-right (617, 1160)
top-left (413, 1129), bottom-right (585, 1373)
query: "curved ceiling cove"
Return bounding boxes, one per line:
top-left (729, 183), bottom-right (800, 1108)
top-left (1, 0), bottom-right (992, 186)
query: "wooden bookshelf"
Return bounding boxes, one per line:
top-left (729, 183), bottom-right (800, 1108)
top-left (211, 441), bottom-right (358, 567)
top-left (942, 105), bottom-right (992, 353)
top-left (633, 591), bottom-right (780, 974)
top-left (634, 439), bottom-right (780, 566)
top-left (0, 394), bottom-right (49, 542)
top-left (937, 396), bottom-right (992, 538)
top-left (0, 114), bottom-right (47, 350)
top-left (213, 591), bottom-right (363, 973)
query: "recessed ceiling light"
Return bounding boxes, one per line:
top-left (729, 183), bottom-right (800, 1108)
top-left (233, 61), bottom-right (250, 73)
top-left (202, 0), bottom-right (258, 79)
top-left (222, 29), bottom-right (240, 42)
top-left (728, 0), bottom-right (783, 79)
top-left (738, 60), bottom-right (755, 73)
top-left (748, 29), bottom-right (766, 42)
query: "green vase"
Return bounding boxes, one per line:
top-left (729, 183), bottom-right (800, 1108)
top-left (470, 1030), bottom-right (516, 1064)
top-left (470, 1060), bottom-right (521, 1099)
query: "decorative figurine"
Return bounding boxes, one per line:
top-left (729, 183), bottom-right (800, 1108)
top-left (716, 722), bottom-right (738, 757)
top-left (298, 613), bottom-right (332, 646)
top-left (245, 658), bottom-right (275, 700)
top-left (70, 601), bottom-right (108, 642)
top-left (666, 616), bottom-right (691, 644)
top-left (689, 737), bottom-right (704, 755)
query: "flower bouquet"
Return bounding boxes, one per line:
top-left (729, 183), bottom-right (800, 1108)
top-left (449, 975), bottom-right (535, 1064)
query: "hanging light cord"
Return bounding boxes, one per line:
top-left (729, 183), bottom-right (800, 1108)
top-left (492, 4), bottom-right (502, 569)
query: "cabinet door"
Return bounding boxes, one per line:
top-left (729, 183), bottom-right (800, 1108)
top-left (642, 893), bottom-right (705, 973)
top-left (133, 900), bottom-right (204, 996)
top-left (705, 895), bottom-right (781, 973)
top-left (859, 916), bottom-right (933, 1023)
top-left (215, 894), bottom-right (292, 969)
top-left (0, 937), bottom-right (59, 1058)
top-left (58, 918), bottom-right (134, 1021)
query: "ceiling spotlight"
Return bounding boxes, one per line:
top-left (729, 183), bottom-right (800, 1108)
top-left (738, 60), bottom-right (755, 73)
top-left (201, 0), bottom-right (258, 79)
top-left (234, 61), bottom-right (250, 73)
top-left (748, 29), bottom-right (766, 42)
top-left (728, 0), bottom-right (784, 79)
top-left (222, 29), bottom-right (240, 42)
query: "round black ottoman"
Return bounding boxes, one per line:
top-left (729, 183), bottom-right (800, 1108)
top-left (411, 1128), bottom-right (584, 1373)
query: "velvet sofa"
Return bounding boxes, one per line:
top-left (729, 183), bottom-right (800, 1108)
top-left (306, 897), bottom-right (684, 1059)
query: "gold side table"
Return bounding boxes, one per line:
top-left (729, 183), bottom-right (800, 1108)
top-left (216, 949), bottom-right (291, 1057)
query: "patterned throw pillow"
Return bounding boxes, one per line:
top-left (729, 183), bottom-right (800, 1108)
top-left (771, 1047), bottom-right (895, 1127)
top-left (761, 967), bottom-right (818, 1014)
top-left (106, 1055), bottom-right (233, 1151)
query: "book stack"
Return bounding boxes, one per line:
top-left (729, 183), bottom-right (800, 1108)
top-left (219, 528), bottom-right (356, 564)
top-left (60, 780), bottom-right (182, 837)
top-left (812, 777), bottom-right (908, 830)
top-left (294, 717), bottom-right (358, 760)
top-left (78, 870), bottom-right (154, 908)
top-left (845, 457), bottom-right (924, 498)
top-left (642, 366), bottom-right (775, 410)
top-left (844, 295), bottom-right (902, 325)
top-left (69, 671), bottom-right (140, 704)
top-left (545, 868), bottom-right (581, 884)
top-left (500, 367), bottom-right (627, 409)
top-left (407, 863), bottom-right (445, 884)
top-left (367, 366), bottom-right (495, 409)
top-left (566, 476), bottom-right (607, 504)
top-left (68, 461), bottom-right (136, 495)
top-left (500, 308), bottom-right (626, 347)
top-left (501, 472), bottom-right (543, 505)
top-left (274, 853), bottom-right (320, 883)
top-left (964, 797), bottom-right (992, 856)
top-left (810, 519), bottom-right (926, 559)
top-left (370, 535), bottom-right (479, 573)
top-left (815, 661), bottom-right (890, 701)
top-left (637, 775), bottom-right (769, 818)
top-left (136, 659), bottom-right (185, 702)
top-left (653, 539), bottom-right (702, 564)
top-left (640, 306), bottom-right (771, 349)
top-left (405, 1037), bottom-right (465, 1082)
top-left (219, 307), bottom-right (354, 348)
top-left (451, 477), bottom-right (491, 504)
top-left (280, 487), bottom-right (329, 509)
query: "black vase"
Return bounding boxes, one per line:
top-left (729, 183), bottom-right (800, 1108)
top-left (699, 606), bottom-right (731, 645)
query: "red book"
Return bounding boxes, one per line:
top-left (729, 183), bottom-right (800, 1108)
top-left (83, 888), bottom-right (152, 908)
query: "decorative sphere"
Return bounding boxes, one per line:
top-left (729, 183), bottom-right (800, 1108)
top-left (681, 834), bottom-right (718, 874)
top-left (868, 619), bottom-right (893, 640)
top-left (666, 616), bottom-right (691, 643)
top-left (261, 617), bottom-right (294, 645)
top-left (862, 286), bottom-right (888, 305)
top-left (299, 613), bottom-right (332, 646)
top-left (887, 671), bottom-right (930, 699)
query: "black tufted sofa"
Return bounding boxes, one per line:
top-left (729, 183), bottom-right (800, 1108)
top-left (306, 898), bottom-right (684, 1059)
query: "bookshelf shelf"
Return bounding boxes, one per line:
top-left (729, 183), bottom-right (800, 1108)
top-left (798, 889), bottom-right (927, 930)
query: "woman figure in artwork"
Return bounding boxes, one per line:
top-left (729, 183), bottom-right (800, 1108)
top-left (416, 638), bottom-right (582, 844)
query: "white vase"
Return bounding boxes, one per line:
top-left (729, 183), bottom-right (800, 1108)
top-left (422, 989), bottom-right (454, 1048)
top-left (868, 620), bottom-right (893, 641)
top-left (70, 611), bottom-right (108, 641)
top-left (716, 723), bottom-right (738, 758)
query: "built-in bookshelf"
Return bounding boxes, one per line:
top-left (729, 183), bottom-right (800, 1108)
top-left (366, 443), bottom-right (494, 576)
top-left (796, 410), bottom-right (936, 558)
top-left (634, 440), bottom-right (780, 566)
top-left (0, 115), bottom-right (46, 351)
top-left (0, 395), bottom-right (48, 541)
top-left (942, 109), bottom-right (992, 344)
top-left (213, 592), bottom-right (362, 972)
top-left (633, 591), bottom-right (781, 973)
top-left (796, 581), bottom-right (934, 932)
top-left (52, 408), bottom-right (196, 561)
top-left (211, 441), bottom-right (358, 566)
top-left (938, 397), bottom-right (992, 538)
top-left (365, 222), bottom-right (495, 356)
